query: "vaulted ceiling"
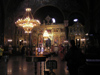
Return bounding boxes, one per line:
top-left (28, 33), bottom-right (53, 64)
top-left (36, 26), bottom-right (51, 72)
top-left (1, 0), bottom-right (100, 33)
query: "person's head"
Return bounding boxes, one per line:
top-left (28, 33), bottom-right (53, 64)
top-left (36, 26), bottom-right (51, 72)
top-left (69, 40), bottom-right (75, 47)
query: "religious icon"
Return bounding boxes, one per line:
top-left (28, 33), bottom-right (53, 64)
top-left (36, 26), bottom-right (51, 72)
top-left (47, 29), bottom-right (51, 33)
top-left (54, 36), bottom-right (59, 44)
top-left (39, 35), bottom-right (43, 44)
top-left (54, 28), bottom-right (58, 32)
top-left (33, 36), bottom-right (37, 46)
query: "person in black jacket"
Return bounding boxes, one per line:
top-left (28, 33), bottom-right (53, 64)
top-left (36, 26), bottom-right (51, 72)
top-left (21, 46), bottom-right (25, 56)
top-left (64, 40), bottom-right (86, 75)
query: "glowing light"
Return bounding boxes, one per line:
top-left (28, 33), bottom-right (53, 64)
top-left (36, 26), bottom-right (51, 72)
top-left (73, 19), bottom-right (78, 22)
top-left (64, 40), bottom-right (68, 43)
top-left (43, 30), bottom-right (49, 40)
top-left (19, 40), bottom-right (22, 42)
top-left (23, 41), bottom-right (27, 43)
top-left (85, 33), bottom-right (88, 36)
top-left (52, 18), bottom-right (56, 23)
top-left (8, 39), bottom-right (12, 42)
top-left (81, 38), bottom-right (85, 41)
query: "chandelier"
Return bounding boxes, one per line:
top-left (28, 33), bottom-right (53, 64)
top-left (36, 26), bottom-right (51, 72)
top-left (43, 30), bottom-right (49, 40)
top-left (15, 8), bottom-right (40, 33)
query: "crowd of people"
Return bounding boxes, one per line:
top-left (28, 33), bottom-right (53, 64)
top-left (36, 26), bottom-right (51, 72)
top-left (0, 39), bottom-right (100, 75)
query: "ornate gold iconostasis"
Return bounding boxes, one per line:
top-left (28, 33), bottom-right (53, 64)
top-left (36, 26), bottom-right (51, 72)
top-left (68, 22), bottom-right (86, 48)
top-left (13, 23), bottom-right (66, 48)
top-left (31, 24), bottom-right (66, 47)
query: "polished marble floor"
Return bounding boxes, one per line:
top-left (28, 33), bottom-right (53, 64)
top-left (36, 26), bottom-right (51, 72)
top-left (0, 55), bottom-right (69, 75)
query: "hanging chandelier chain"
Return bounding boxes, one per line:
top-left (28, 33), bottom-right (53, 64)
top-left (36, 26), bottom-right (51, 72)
top-left (27, 0), bottom-right (30, 8)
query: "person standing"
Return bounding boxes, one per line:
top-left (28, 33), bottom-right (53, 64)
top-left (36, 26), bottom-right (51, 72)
top-left (21, 46), bottom-right (25, 56)
top-left (0, 45), bottom-right (4, 61)
top-left (64, 40), bottom-right (86, 75)
top-left (59, 44), bottom-right (65, 60)
top-left (19, 40), bottom-right (23, 54)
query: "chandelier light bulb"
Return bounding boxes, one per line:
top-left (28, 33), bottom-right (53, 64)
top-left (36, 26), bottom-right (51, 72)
top-left (26, 8), bottom-right (31, 12)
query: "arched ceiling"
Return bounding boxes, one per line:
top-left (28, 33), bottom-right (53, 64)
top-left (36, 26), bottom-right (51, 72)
top-left (1, 0), bottom-right (100, 28)
top-left (2, 0), bottom-right (24, 12)
top-left (33, 6), bottom-right (64, 24)
top-left (2, 0), bottom-right (100, 16)
top-left (68, 13), bottom-right (85, 26)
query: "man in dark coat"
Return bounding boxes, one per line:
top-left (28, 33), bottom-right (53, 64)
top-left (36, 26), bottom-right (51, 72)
top-left (64, 40), bottom-right (86, 75)
top-left (21, 46), bottom-right (25, 56)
